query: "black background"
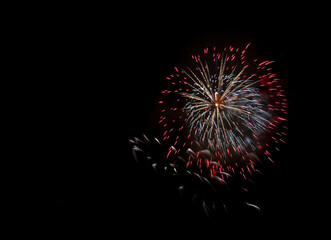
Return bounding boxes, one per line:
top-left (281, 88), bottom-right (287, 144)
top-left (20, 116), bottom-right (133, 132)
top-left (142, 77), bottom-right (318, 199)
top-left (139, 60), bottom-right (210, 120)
top-left (16, 3), bottom-right (323, 238)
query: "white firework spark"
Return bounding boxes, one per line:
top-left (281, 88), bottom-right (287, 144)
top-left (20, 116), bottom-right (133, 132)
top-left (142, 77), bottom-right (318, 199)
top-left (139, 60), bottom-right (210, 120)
top-left (181, 54), bottom-right (271, 157)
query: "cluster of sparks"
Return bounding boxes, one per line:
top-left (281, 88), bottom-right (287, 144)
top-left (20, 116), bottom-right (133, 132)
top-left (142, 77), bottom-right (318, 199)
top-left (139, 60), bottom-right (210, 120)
top-left (131, 43), bottom-right (288, 215)
top-left (158, 44), bottom-right (288, 179)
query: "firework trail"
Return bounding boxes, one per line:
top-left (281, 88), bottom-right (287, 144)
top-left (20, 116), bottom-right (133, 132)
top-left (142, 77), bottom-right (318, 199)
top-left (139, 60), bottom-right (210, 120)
top-left (130, 44), bottom-right (287, 215)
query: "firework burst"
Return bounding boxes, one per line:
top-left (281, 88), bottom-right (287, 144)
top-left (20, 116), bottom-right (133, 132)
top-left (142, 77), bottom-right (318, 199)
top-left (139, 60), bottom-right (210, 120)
top-left (130, 44), bottom-right (288, 215)
top-left (158, 44), bottom-right (288, 176)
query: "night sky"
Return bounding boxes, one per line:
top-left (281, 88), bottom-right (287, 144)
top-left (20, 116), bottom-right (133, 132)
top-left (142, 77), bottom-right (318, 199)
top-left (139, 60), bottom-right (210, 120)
top-left (17, 4), bottom-right (321, 238)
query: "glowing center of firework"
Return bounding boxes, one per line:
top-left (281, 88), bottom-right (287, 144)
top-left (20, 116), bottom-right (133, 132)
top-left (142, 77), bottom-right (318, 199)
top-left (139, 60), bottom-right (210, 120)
top-left (213, 92), bottom-right (225, 109)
